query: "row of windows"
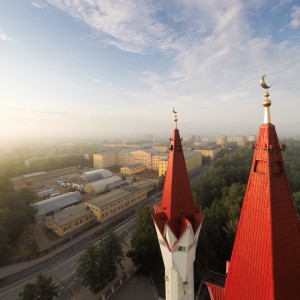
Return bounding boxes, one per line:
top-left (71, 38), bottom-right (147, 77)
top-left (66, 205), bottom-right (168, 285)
top-left (63, 214), bottom-right (93, 232)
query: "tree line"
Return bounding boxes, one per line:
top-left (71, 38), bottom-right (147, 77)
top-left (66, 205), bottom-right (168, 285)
top-left (0, 177), bottom-right (37, 264)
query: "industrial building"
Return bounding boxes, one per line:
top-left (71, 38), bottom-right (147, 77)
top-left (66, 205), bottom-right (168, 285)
top-left (44, 203), bottom-right (94, 237)
top-left (83, 175), bottom-right (123, 195)
top-left (34, 191), bottom-right (83, 223)
top-left (79, 169), bottom-right (113, 182)
top-left (86, 181), bottom-right (153, 222)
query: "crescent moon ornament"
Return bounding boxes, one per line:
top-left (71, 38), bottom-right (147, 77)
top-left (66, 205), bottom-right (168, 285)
top-left (173, 107), bottom-right (178, 114)
top-left (260, 75), bottom-right (271, 89)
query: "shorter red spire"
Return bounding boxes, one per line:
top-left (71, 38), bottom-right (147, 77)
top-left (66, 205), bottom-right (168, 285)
top-left (153, 128), bottom-right (203, 241)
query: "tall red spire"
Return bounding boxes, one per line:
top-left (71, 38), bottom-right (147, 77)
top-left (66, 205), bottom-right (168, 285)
top-left (224, 122), bottom-right (300, 299)
top-left (208, 80), bottom-right (300, 299)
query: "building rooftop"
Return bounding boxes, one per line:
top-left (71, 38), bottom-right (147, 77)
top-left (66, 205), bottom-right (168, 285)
top-left (124, 163), bottom-right (145, 169)
top-left (34, 191), bottom-right (82, 217)
top-left (87, 181), bottom-right (153, 209)
top-left (45, 203), bottom-right (90, 226)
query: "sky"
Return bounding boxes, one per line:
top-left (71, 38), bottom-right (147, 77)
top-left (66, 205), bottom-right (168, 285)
top-left (0, 0), bottom-right (300, 146)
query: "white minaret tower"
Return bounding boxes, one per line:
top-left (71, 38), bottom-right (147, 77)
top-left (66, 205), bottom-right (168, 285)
top-left (152, 112), bottom-right (204, 300)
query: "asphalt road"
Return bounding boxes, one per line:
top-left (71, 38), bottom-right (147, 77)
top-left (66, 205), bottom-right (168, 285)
top-left (0, 165), bottom-right (208, 300)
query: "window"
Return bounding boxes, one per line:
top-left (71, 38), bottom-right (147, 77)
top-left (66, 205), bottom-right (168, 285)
top-left (68, 225), bottom-right (71, 229)
top-left (177, 246), bottom-right (186, 252)
top-left (80, 219), bottom-right (83, 224)
top-left (85, 216), bottom-right (88, 221)
top-left (75, 221), bottom-right (78, 226)
top-left (63, 227), bottom-right (67, 232)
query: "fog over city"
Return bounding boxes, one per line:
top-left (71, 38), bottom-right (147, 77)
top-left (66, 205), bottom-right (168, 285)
top-left (1, 1), bottom-right (300, 148)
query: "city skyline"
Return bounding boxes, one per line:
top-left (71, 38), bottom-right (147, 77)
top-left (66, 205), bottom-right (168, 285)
top-left (1, 1), bottom-right (300, 146)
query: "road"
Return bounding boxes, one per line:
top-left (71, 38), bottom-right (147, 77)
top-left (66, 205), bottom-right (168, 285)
top-left (0, 165), bottom-right (208, 300)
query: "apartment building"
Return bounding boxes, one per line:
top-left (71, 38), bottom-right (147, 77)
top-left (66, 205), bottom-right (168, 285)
top-left (198, 145), bottom-right (222, 159)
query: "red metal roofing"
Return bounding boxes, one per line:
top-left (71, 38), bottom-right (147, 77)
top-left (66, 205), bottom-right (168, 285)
top-left (207, 283), bottom-right (224, 300)
top-left (153, 128), bottom-right (204, 242)
top-left (224, 123), bottom-right (300, 299)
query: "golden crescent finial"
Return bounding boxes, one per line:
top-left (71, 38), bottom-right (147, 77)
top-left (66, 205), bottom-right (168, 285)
top-left (260, 75), bottom-right (271, 89)
top-left (173, 107), bottom-right (178, 129)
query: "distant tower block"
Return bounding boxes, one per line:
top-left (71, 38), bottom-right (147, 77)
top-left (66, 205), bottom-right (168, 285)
top-left (152, 110), bottom-right (204, 300)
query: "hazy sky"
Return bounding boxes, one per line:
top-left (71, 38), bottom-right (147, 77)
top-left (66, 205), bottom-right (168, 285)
top-left (0, 0), bottom-right (300, 145)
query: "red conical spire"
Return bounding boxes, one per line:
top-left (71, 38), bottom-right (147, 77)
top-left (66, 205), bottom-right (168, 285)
top-left (153, 113), bottom-right (203, 243)
top-left (160, 128), bottom-right (197, 220)
top-left (208, 81), bottom-right (300, 300)
top-left (224, 122), bottom-right (300, 299)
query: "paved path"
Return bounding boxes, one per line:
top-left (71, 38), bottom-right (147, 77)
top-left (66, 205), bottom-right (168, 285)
top-left (109, 275), bottom-right (157, 300)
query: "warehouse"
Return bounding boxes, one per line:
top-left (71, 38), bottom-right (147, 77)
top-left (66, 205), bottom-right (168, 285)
top-left (83, 175), bottom-right (123, 195)
top-left (44, 203), bottom-right (94, 237)
top-left (34, 191), bottom-right (83, 223)
top-left (86, 181), bottom-right (154, 222)
top-left (79, 169), bottom-right (113, 183)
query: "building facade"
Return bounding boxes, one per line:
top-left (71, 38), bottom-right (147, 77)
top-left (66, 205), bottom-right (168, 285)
top-left (198, 146), bottom-right (222, 159)
top-left (120, 163), bottom-right (146, 175)
top-left (44, 203), bottom-right (94, 237)
top-left (93, 148), bottom-right (168, 170)
top-left (93, 151), bottom-right (118, 168)
top-left (86, 181), bottom-right (153, 222)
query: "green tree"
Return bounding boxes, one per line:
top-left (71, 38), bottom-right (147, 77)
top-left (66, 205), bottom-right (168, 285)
top-left (77, 232), bottom-right (123, 293)
top-left (18, 274), bottom-right (58, 300)
top-left (127, 205), bottom-right (160, 274)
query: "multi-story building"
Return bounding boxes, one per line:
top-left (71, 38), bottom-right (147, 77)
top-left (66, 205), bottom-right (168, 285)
top-left (215, 135), bottom-right (227, 148)
top-left (93, 150), bottom-right (118, 168)
top-left (86, 181), bottom-right (153, 222)
top-left (158, 150), bottom-right (202, 177)
top-left (117, 149), bottom-right (133, 166)
top-left (198, 145), bottom-right (222, 159)
top-left (120, 163), bottom-right (146, 175)
top-left (227, 135), bottom-right (247, 146)
top-left (93, 148), bottom-right (168, 171)
top-left (44, 203), bottom-right (94, 237)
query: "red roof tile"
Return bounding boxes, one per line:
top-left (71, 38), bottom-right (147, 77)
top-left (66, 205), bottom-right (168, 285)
top-left (207, 283), bottom-right (224, 300)
top-left (224, 123), bottom-right (300, 299)
top-left (153, 128), bottom-right (204, 242)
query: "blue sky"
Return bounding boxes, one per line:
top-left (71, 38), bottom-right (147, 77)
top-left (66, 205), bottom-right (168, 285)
top-left (0, 0), bottom-right (300, 145)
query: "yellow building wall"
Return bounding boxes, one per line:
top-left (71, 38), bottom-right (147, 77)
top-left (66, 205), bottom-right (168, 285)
top-left (198, 147), bottom-right (221, 159)
top-left (44, 212), bottom-right (94, 237)
top-left (120, 165), bottom-right (146, 175)
top-left (86, 185), bottom-right (152, 223)
top-left (93, 153), bottom-right (118, 168)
